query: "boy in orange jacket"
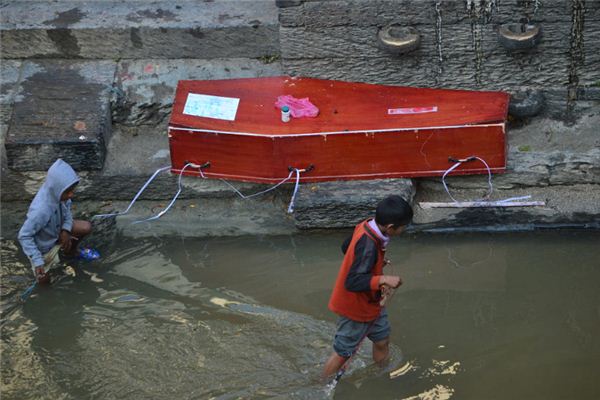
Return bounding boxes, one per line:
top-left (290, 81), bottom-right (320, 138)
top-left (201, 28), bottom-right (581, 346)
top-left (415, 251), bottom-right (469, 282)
top-left (322, 195), bottom-right (413, 380)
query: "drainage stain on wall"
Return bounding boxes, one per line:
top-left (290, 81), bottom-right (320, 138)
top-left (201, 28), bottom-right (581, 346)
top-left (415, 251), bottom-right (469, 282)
top-left (466, 0), bottom-right (498, 86)
top-left (567, 0), bottom-right (585, 118)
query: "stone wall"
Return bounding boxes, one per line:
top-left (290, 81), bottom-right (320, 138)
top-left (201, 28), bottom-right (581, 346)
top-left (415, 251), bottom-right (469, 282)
top-left (278, 0), bottom-right (600, 230)
top-left (278, 0), bottom-right (600, 117)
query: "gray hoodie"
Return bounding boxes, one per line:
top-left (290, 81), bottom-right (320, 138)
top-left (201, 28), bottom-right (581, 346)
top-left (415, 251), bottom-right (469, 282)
top-left (18, 159), bottom-right (80, 270)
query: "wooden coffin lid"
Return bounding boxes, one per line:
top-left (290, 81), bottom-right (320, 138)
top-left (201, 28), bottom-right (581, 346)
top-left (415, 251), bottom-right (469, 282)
top-left (169, 76), bottom-right (509, 136)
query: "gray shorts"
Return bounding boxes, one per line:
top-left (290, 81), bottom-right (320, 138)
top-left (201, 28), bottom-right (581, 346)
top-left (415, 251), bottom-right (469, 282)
top-left (333, 308), bottom-right (390, 358)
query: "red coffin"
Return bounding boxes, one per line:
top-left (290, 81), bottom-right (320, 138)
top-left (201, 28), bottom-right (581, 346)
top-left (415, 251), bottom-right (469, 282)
top-left (169, 76), bottom-right (508, 183)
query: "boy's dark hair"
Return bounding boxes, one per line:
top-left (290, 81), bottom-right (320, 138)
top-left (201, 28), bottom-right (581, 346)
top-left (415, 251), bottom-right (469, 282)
top-left (375, 195), bottom-right (413, 227)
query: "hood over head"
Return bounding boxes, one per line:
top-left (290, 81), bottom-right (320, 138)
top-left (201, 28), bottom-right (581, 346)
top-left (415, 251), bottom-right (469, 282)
top-left (44, 159), bottom-right (80, 202)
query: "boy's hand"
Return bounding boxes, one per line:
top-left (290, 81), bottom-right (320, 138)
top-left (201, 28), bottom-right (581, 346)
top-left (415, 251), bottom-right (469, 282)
top-left (59, 230), bottom-right (72, 252)
top-left (380, 284), bottom-right (394, 306)
top-left (380, 275), bottom-right (402, 289)
top-left (35, 267), bottom-right (50, 284)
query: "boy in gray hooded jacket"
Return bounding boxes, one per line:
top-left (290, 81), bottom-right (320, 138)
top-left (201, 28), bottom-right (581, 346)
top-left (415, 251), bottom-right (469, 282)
top-left (18, 159), bottom-right (92, 283)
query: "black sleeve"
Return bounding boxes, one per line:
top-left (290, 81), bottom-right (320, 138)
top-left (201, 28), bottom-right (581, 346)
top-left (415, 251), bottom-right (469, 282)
top-left (344, 235), bottom-right (378, 292)
top-left (341, 234), bottom-right (352, 254)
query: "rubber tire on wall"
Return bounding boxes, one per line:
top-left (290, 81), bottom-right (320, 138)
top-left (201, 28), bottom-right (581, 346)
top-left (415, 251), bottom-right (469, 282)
top-left (509, 90), bottom-right (545, 118)
top-left (497, 23), bottom-right (542, 51)
top-left (275, 0), bottom-right (303, 8)
top-left (377, 25), bottom-right (421, 55)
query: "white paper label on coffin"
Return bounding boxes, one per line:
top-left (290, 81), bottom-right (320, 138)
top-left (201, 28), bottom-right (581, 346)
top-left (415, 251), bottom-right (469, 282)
top-left (183, 93), bottom-right (240, 121)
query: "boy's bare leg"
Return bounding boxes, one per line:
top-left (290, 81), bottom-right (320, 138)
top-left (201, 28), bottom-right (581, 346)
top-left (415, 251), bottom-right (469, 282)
top-left (63, 220), bottom-right (92, 255)
top-left (372, 338), bottom-right (390, 365)
top-left (321, 352), bottom-right (347, 380)
top-left (71, 220), bottom-right (92, 240)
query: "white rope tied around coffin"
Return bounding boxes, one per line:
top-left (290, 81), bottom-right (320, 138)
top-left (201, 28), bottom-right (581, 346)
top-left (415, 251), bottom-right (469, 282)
top-left (130, 163), bottom-right (195, 224)
top-left (93, 164), bottom-right (195, 224)
top-left (442, 156), bottom-right (493, 202)
top-left (93, 165), bottom-right (172, 219)
top-left (219, 170), bottom-right (294, 199)
top-left (287, 168), bottom-right (302, 213)
top-left (93, 164), bottom-right (304, 224)
top-left (218, 168), bottom-right (302, 213)
top-left (441, 156), bottom-right (534, 205)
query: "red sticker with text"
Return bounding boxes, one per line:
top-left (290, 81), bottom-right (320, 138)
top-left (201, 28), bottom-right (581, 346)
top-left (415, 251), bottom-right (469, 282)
top-left (388, 106), bottom-right (438, 115)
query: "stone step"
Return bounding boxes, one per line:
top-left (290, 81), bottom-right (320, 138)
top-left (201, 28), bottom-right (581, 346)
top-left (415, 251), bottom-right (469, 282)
top-left (2, 183), bottom-right (599, 240)
top-left (3, 60), bottom-right (115, 171)
top-left (0, 0), bottom-right (279, 60)
top-left (0, 198), bottom-right (297, 240)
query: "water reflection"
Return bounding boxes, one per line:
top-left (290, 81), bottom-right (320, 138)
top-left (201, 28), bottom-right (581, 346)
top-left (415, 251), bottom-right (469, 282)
top-left (402, 237), bottom-right (507, 292)
top-left (1, 231), bottom-right (600, 399)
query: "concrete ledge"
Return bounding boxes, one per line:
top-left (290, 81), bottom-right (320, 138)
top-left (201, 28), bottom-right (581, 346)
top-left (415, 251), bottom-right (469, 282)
top-left (413, 184), bottom-right (600, 230)
top-left (0, 195), bottom-right (298, 240)
top-left (112, 197), bottom-right (297, 238)
top-left (0, 0), bottom-right (279, 59)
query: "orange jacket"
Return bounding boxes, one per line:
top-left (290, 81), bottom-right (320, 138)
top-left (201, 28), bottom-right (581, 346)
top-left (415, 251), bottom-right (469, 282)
top-left (328, 220), bottom-right (385, 322)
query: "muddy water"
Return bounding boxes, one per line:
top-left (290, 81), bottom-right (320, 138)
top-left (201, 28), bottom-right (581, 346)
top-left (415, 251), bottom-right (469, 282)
top-left (1, 230), bottom-right (599, 399)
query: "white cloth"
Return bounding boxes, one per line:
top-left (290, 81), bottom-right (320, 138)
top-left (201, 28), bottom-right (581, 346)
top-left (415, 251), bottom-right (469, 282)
top-left (367, 219), bottom-right (390, 249)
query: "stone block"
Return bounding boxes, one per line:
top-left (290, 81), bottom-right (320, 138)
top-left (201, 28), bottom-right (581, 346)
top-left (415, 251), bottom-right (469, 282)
top-left (4, 61), bottom-right (115, 171)
top-left (293, 179), bottom-right (415, 229)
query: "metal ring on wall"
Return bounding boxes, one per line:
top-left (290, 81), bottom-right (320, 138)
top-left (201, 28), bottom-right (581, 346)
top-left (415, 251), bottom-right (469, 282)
top-left (509, 90), bottom-right (545, 118)
top-left (497, 23), bottom-right (542, 51)
top-left (377, 25), bottom-right (421, 55)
